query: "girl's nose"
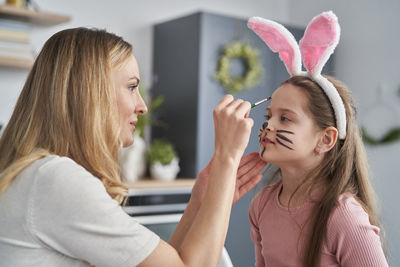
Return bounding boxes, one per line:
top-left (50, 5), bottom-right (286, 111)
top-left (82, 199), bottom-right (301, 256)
top-left (263, 120), bottom-right (275, 131)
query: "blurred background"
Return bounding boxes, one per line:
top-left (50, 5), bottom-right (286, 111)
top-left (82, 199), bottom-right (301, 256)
top-left (0, 0), bottom-right (399, 266)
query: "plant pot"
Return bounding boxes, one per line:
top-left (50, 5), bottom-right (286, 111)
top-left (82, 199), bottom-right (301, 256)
top-left (150, 157), bottom-right (180, 182)
top-left (119, 134), bottom-right (146, 183)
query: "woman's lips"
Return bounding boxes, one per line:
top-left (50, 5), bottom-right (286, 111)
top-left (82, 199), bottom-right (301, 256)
top-left (130, 121), bottom-right (137, 132)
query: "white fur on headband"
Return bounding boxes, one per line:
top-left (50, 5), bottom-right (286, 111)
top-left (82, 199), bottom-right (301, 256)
top-left (248, 11), bottom-right (347, 139)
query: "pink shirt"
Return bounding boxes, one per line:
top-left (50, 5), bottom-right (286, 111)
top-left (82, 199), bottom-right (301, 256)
top-left (249, 181), bottom-right (388, 267)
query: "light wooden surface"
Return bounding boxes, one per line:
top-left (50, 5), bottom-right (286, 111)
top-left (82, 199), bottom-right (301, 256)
top-left (0, 5), bottom-right (71, 26)
top-left (124, 178), bottom-right (195, 189)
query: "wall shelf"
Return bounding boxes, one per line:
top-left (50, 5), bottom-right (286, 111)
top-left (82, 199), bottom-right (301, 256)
top-left (0, 5), bottom-right (70, 26)
top-left (0, 5), bottom-right (71, 69)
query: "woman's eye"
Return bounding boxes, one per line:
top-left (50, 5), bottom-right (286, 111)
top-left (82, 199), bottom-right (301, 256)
top-left (281, 116), bottom-right (290, 122)
top-left (128, 85), bottom-right (138, 92)
top-left (264, 114), bottom-right (271, 120)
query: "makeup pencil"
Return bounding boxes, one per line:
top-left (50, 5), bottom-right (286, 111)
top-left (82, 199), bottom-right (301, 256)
top-left (251, 97), bottom-right (271, 109)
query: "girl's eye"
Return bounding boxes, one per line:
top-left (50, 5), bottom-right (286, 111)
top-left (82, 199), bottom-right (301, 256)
top-left (281, 116), bottom-right (290, 122)
top-left (264, 114), bottom-right (271, 120)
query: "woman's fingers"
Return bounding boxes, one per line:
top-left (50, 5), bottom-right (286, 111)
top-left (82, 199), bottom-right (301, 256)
top-left (237, 159), bottom-right (266, 187)
top-left (237, 153), bottom-right (266, 178)
top-left (236, 100), bottom-right (252, 118)
top-left (234, 174), bottom-right (263, 204)
top-left (232, 172), bottom-right (264, 205)
top-left (238, 157), bottom-right (266, 177)
top-left (237, 152), bottom-right (260, 170)
top-left (213, 95), bottom-right (254, 160)
top-left (231, 153), bottom-right (266, 204)
top-left (215, 94), bottom-right (234, 111)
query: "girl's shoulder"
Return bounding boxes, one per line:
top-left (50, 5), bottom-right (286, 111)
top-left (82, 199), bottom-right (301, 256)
top-left (327, 192), bottom-right (380, 238)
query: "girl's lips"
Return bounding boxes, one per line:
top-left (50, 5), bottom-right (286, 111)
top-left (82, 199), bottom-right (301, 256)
top-left (261, 136), bottom-right (275, 145)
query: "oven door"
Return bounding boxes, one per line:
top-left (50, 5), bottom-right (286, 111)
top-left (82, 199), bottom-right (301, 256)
top-left (133, 214), bottom-right (233, 267)
top-left (133, 213), bottom-right (182, 242)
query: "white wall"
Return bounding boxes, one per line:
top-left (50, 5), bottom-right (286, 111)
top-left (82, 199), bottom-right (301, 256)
top-left (288, 1), bottom-right (400, 265)
top-left (0, 0), bottom-right (288, 124)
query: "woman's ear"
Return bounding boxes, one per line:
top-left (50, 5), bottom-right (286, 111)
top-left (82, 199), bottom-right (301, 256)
top-left (315, 126), bottom-right (338, 153)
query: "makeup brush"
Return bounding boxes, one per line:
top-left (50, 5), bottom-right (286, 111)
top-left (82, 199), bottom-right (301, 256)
top-left (251, 97), bottom-right (271, 109)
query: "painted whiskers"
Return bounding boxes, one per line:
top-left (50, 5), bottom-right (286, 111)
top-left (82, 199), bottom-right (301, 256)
top-left (276, 129), bottom-right (294, 150)
top-left (259, 121), bottom-right (295, 154)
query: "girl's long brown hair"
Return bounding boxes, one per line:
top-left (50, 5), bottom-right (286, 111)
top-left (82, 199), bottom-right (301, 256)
top-left (279, 76), bottom-right (384, 267)
top-left (0, 28), bottom-right (133, 203)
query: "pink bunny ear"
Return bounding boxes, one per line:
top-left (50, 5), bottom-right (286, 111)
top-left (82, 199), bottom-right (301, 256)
top-left (299, 11), bottom-right (340, 76)
top-left (248, 17), bottom-right (302, 76)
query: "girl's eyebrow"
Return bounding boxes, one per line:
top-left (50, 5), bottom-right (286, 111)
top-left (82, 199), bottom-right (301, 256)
top-left (266, 107), bottom-right (298, 115)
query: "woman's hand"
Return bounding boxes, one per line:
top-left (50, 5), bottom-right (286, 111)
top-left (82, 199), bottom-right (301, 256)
top-left (213, 95), bottom-right (254, 162)
top-left (191, 152), bottom-right (266, 207)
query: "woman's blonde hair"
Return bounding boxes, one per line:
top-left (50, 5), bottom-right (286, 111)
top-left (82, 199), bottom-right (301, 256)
top-left (268, 75), bottom-right (384, 267)
top-left (0, 28), bottom-right (133, 203)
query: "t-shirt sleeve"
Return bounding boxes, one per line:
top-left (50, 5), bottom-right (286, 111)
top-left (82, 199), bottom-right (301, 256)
top-left (249, 190), bottom-right (265, 267)
top-left (327, 195), bottom-right (388, 267)
top-left (28, 156), bottom-right (159, 267)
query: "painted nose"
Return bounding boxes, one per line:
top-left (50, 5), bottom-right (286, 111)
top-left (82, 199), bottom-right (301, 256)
top-left (263, 120), bottom-right (275, 131)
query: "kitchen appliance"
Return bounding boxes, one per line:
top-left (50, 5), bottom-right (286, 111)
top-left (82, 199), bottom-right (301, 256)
top-left (123, 182), bottom-right (233, 267)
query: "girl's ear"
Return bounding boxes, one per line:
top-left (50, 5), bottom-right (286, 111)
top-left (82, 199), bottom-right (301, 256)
top-left (316, 126), bottom-right (338, 153)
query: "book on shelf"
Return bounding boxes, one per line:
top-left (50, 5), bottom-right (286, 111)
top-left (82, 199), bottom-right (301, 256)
top-left (0, 18), bottom-right (33, 63)
top-left (0, 27), bottom-right (30, 43)
top-left (0, 18), bottom-right (31, 31)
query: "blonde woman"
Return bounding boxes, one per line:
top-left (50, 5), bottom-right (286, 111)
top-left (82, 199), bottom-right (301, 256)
top-left (0, 28), bottom-right (266, 267)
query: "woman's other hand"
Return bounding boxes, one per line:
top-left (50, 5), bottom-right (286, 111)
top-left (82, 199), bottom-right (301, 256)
top-left (191, 152), bottom-right (266, 207)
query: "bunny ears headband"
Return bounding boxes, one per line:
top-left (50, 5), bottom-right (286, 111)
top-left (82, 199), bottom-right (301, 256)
top-left (248, 11), bottom-right (346, 139)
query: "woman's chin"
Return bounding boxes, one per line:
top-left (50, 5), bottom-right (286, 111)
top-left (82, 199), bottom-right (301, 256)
top-left (122, 136), bottom-right (134, 148)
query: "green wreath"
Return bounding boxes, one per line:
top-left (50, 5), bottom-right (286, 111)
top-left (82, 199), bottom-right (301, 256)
top-left (215, 41), bottom-right (262, 94)
top-left (361, 127), bottom-right (400, 145)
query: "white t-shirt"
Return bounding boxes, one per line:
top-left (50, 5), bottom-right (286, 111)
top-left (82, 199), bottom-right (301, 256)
top-left (0, 155), bottom-right (160, 267)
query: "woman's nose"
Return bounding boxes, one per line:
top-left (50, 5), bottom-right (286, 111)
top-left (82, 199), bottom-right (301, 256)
top-left (135, 93), bottom-right (148, 115)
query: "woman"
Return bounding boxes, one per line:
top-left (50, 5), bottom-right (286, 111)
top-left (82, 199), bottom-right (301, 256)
top-left (0, 28), bottom-right (266, 266)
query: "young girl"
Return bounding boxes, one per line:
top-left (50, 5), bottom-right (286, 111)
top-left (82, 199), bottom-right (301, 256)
top-left (247, 12), bottom-right (388, 266)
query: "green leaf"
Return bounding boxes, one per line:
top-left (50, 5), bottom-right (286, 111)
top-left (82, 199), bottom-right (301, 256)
top-left (147, 139), bottom-right (177, 165)
top-left (361, 127), bottom-right (400, 145)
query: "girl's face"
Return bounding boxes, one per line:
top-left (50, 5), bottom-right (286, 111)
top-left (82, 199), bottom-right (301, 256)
top-left (112, 54), bottom-right (147, 147)
top-left (259, 83), bottom-right (322, 167)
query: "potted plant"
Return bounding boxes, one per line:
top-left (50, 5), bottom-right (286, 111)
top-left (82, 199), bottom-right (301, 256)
top-left (147, 139), bottom-right (180, 181)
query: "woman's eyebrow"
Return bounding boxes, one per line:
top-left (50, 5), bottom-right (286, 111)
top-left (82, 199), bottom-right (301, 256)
top-left (129, 77), bottom-right (140, 84)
